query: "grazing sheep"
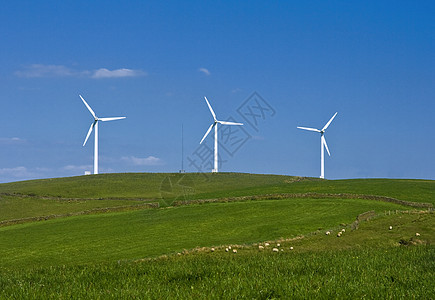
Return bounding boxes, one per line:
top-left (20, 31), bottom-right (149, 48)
top-left (326, 231), bottom-right (331, 235)
top-left (389, 226), bottom-right (393, 230)
top-left (341, 229), bottom-right (346, 233)
top-left (265, 242), bottom-right (270, 247)
top-left (277, 243), bottom-right (281, 247)
top-left (225, 248), bottom-right (229, 252)
top-left (281, 249), bottom-right (284, 252)
top-left (272, 248), bottom-right (279, 252)
top-left (258, 245), bottom-right (264, 250)
top-left (416, 233), bottom-right (421, 237)
top-left (337, 232), bottom-right (342, 237)
top-left (211, 248), bottom-right (215, 252)
top-left (228, 246), bottom-right (232, 250)
top-left (290, 246), bottom-right (294, 250)
top-left (233, 249), bottom-right (237, 253)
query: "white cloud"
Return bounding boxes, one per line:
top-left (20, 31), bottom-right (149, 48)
top-left (198, 67), bottom-right (211, 76)
top-left (14, 64), bottom-right (146, 79)
top-left (122, 155), bottom-right (163, 166)
top-left (91, 68), bottom-right (146, 79)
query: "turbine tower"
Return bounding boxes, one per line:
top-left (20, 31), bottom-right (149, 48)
top-left (297, 112), bottom-right (337, 179)
top-left (200, 96), bottom-right (243, 173)
top-left (80, 95), bottom-right (126, 175)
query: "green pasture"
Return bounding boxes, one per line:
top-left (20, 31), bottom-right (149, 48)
top-left (0, 213), bottom-right (433, 299)
top-left (0, 197), bottom-right (410, 269)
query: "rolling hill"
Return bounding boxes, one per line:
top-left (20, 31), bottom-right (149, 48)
top-left (0, 173), bottom-right (433, 298)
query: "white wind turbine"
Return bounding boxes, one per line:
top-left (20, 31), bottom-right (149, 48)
top-left (297, 112), bottom-right (337, 179)
top-left (200, 96), bottom-right (243, 173)
top-left (80, 95), bottom-right (126, 175)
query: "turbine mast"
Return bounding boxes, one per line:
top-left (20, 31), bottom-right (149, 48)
top-left (94, 121), bottom-right (99, 174)
top-left (320, 133), bottom-right (324, 179)
top-left (214, 123), bottom-right (218, 172)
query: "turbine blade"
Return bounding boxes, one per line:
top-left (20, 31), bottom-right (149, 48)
top-left (83, 121), bottom-right (96, 146)
top-left (322, 112), bottom-right (338, 132)
top-left (79, 95), bottom-right (97, 119)
top-left (204, 97), bottom-right (217, 121)
top-left (218, 121), bottom-right (243, 126)
top-left (322, 135), bottom-right (331, 156)
top-left (200, 123), bottom-right (215, 144)
top-left (99, 117), bottom-right (126, 122)
top-left (297, 126), bottom-right (321, 133)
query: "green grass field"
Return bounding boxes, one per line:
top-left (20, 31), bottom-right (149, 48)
top-left (0, 173), bottom-right (433, 298)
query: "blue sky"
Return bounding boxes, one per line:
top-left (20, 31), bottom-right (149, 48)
top-left (0, 1), bottom-right (434, 183)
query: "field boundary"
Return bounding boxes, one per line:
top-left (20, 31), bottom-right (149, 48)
top-left (0, 202), bottom-right (159, 227)
top-left (173, 192), bottom-right (433, 208)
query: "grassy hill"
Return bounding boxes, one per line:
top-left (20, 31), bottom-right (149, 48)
top-left (0, 173), bottom-right (433, 223)
top-left (0, 173), bottom-right (433, 298)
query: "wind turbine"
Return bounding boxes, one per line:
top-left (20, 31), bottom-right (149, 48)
top-left (200, 97), bottom-right (243, 173)
top-left (80, 95), bottom-right (126, 175)
top-left (297, 112), bottom-right (337, 179)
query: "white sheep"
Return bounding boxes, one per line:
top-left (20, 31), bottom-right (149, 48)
top-left (389, 226), bottom-right (393, 230)
top-left (326, 231), bottom-right (331, 235)
top-left (337, 232), bottom-right (342, 237)
top-left (228, 246), bottom-right (232, 250)
top-left (277, 243), bottom-right (281, 247)
top-left (290, 246), bottom-right (294, 250)
top-left (211, 248), bottom-right (215, 252)
top-left (341, 229), bottom-right (346, 233)
top-left (225, 248), bottom-right (229, 252)
top-left (272, 248), bottom-right (279, 252)
top-left (232, 249), bottom-right (237, 253)
top-left (265, 242), bottom-right (270, 246)
top-left (258, 245), bottom-right (264, 250)
top-left (416, 233), bottom-right (421, 237)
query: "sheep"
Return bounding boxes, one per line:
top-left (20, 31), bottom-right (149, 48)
top-left (326, 231), bottom-right (331, 235)
top-left (341, 229), bottom-right (346, 233)
top-left (416, 233), bottom-right (421, 237)
top-left (225, 248), bottom-right (229, 252)
top-left (337, 232), bottom-right (342, 237)
top-left (389, 226), bottom-right (393, 230)
top-left (277, 243), bottom-right (281, 247)
top-left (258, 245), bottom-right (264, 250)
top-left (265, 242), bottom-right (270, 247)
top-left (211, 248), bottom-right (215, 252)
top-left (281, 249), bottom-right (284, 252)
top-left (272, 248), bottom-right (279, 252)
top-left (289, 246), bottom-right (294, 250)
top-left (228, 246), bottom-right (232, 250)
top-left (232, 249), bottom-right (237, 253)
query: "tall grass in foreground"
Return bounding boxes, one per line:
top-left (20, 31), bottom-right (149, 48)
top-left (0, 246), bottom-right (433, 299)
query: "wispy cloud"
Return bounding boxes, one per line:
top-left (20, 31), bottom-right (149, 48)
top-left (0, 137), bottom-right (26, 145)
top-left (14, 64), bottom-right (78, 78)
top-left (0, 166), bottom-right (34, 178)
top-left (14, 64), bottom-right (146, 79)
top-left (198, 67), bottom-right (211, 76)
top-left (91, 68), bottom-right (146, 79)
top-left (121, 155), bottom-right (163, 166)
top-left (63, 164), bottom-right (93, 172)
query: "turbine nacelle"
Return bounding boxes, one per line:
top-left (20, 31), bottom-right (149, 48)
top-left (200, 97), bottom-right (243, 145)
